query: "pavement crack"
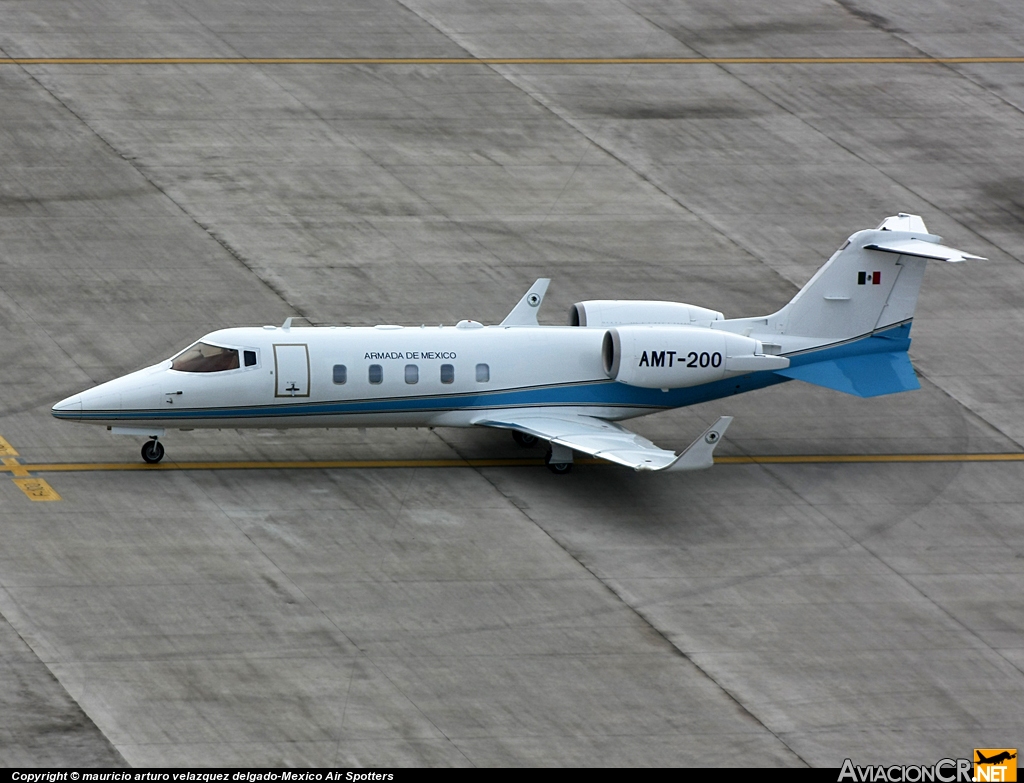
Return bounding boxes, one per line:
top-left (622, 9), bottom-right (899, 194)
top-left (4, 55), bottom-right (310, 323)
top-left (186, 469), bottom-right (477, 767)
top-left (429, 428), bottom-right (809, 766)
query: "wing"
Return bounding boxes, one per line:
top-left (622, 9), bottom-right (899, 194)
top-left (477, 413), bottom-right (733, 472)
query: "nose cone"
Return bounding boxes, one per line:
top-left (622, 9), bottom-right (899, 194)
top-left (52, 380), bottom-right (125, 421)
top-left (52, 394), bottom-right (83, 420)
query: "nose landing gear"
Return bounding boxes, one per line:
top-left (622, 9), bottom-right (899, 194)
top-left (141, 438), bottom-right (165, 464)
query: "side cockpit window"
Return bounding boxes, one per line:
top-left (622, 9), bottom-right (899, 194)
top-left (171, 342), bottom-right (241, 373)
top-left (244, 350), bottom-right (257, 367)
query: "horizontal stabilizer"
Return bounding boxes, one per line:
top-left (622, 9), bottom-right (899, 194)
top-left (774, 351), bottom-right (920, 398)
top-left (863, 238), bottom-right (986, 263)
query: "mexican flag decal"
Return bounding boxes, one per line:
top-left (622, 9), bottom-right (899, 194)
top-left (858, 271), bottom-right (881, 285)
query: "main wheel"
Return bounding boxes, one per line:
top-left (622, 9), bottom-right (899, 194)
top-left (546, 460), bottom-right (572, 475)
top-left (512, 431), bottom-right (539, 448)
top-left (544, 447), bottom-right (572, 474)
top-left (141, 440), bottom-right (165, 464)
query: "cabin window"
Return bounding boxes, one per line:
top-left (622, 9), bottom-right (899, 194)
top-left (440, 364), bottom-right (455, 384)
top-left (244, 350), bottom-right (257, 367)
top-left (333, 364), bottom-right (347, 384)
top-left (405, 364), bottom-right (419, 384)
top-left (171, 342), bottom-right (240, 373)
top-left (476, 363), bottom-right (490, 383)
top-left (368, 364), bottom-right (383, 385)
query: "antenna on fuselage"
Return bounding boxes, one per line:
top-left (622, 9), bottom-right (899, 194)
top-left (281, 316), bottom-right (311, 331)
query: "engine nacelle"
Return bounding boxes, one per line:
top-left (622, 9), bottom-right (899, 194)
top-left (569, 300), bottom-right (724, 328)
top-left (603, 325), bottom-right (790, 389)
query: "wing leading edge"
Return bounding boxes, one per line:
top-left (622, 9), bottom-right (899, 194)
top-left (477, 413), bottom-right (733, 472)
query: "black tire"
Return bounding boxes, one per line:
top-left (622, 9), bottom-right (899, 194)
top-left (512, 431), bottom-right (539, 448)
top-left (141, 440), bottom-right (165, 464)
top-left (544, 447), bottom-right (573, 474)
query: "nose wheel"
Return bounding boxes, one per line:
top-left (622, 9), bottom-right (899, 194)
top-left (141, 439), bottom-right (165, 464)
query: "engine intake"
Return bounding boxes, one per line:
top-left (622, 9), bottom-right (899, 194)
top-left (603, 325), bottom-right (789, 389)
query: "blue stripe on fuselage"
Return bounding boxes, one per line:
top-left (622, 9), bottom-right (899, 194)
top-left (58, 323), bottom-right (913, 423)
top-left (786, 322), bottom-right (912, 366)
top-left (64, 373), bottom-right (789, 421)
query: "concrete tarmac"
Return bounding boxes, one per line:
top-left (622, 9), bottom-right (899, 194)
top-left (1, 0), bottom-right (1022, 768)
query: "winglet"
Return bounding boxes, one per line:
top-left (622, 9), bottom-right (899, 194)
top-left (500, 278), bottom-right (550, 326)
top-left (662, 416), bottom-right (734, 472)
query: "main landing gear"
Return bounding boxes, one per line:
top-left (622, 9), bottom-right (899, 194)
top-left (509, 429), bottom-right (573, 472)
top-left (141, 438), bottom-right (165, 464)
top-left (510, 430), bottom-right (571, 474)
top-left (507, 429), bottom-right (573, 472)
top-left (544, 443), bottom-right (573, 475)
top-left (512, 431), bottom-right (539, 448)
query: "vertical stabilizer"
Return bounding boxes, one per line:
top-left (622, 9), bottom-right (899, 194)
top-left (760, 214), bottom-right (982, 342)
top-left (713, 213), bottom-right (982, 398)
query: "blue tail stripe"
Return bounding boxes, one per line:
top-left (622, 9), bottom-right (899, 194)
top-left (775, 323), bottom-right (918, 398)
top-left (776, 352), bottom-right (920, 397)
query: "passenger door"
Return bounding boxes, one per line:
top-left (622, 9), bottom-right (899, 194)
top-left (274, 344), bottom-right (310, 397)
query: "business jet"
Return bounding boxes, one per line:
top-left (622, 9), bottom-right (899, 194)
top-left (52, 213), bottom-right (982, 473)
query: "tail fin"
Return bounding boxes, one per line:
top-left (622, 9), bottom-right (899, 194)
top-left (717, 214), bottom-right (983, 398)
top-left (768, 213), bottom-right (983, 341)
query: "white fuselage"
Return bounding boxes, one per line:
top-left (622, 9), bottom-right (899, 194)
top-left (53, 324), bottom-right (644, 430)
top-left (50, 214), bottom-right (979, 469)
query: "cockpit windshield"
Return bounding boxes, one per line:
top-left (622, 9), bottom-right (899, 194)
top-left (171, 342), bottom-right (240, 373)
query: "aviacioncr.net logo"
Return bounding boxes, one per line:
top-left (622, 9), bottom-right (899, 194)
top-left (839, 758), bottom-right (973, 783)
top-left (974, 749), bottom-right (1017, 782)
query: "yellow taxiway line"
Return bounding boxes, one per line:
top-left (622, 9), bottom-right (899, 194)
top-left (0, 436), bottom-right (19, 458)
top-left (716, 453), bottom-right (1024, 464)
top-left (3, 443), bottom-right (1021, 502)
top-left (3, 57), bottom-right (1024, 66)
top-left (0, 453), bottom-right (1021, 474)
top-left (2, 451), bottom-right (62, 501)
